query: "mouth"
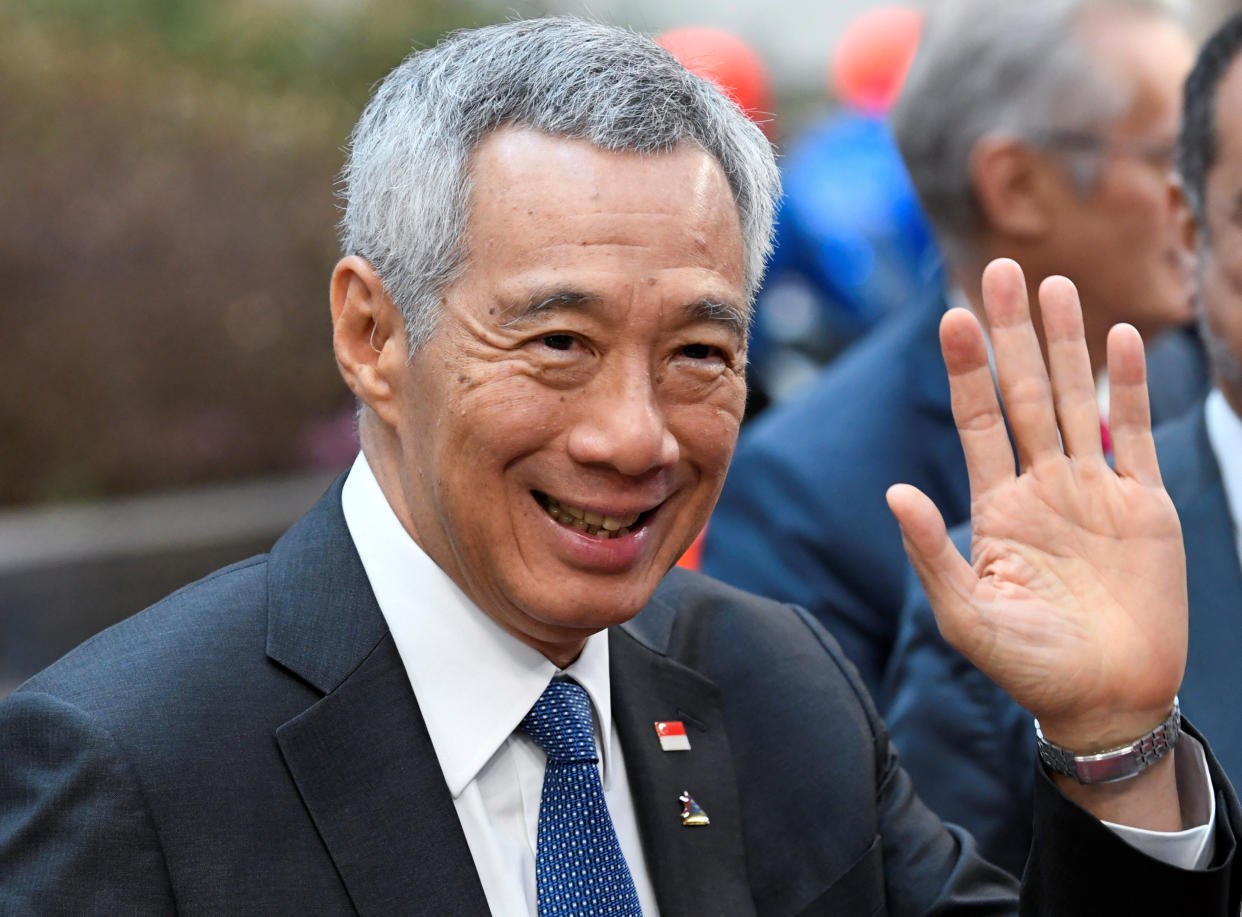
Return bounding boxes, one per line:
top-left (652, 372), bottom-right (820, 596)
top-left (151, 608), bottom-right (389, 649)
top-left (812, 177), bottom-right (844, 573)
top-left (532, 491), bottom-right (654, 539)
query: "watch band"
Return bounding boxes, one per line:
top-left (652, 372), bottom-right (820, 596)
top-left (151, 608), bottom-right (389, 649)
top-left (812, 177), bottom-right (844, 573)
top-left (1034, 697), bottom-right (1181, 784)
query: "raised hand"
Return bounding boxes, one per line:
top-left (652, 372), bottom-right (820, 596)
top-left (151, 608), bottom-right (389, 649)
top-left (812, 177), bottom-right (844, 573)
top-left (886, 258), bottom-right (1186, 756)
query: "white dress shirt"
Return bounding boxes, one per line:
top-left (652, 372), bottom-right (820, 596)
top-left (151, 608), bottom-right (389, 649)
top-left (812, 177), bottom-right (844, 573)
top-left (1205, 388), bottom-right (1242, 572)
top-left (341, 453), bottom-right (659, 917)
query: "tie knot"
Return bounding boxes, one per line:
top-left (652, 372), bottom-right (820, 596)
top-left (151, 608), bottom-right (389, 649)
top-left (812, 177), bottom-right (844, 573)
top-left (521, 680), bottom-right (599, 764)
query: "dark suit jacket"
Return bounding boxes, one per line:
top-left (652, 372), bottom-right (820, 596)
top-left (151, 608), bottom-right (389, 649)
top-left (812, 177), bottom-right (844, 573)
top-left (1, 478), bottom-right (1238, 914)
top-left (883, 402), bottom-right (1242, 879)
top-left (702, 301), bottom-right (1208, 704)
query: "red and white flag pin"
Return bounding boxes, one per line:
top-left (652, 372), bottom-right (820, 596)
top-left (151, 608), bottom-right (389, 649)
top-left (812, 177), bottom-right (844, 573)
top-left (654, 720), bottom-right (691, 752)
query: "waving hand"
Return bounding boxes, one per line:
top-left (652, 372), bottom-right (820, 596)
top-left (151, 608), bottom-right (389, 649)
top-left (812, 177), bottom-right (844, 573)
top-left (887, 258), bottom-right (1186, 759)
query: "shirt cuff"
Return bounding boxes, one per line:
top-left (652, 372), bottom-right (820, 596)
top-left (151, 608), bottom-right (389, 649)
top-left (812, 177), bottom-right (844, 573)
top-left (1101, 734), bottom-right (1215, 870)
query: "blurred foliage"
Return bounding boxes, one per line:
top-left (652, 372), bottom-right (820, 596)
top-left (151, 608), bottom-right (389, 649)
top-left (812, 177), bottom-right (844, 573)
top-left (9, 0), bottom-right (489, 103)
top-left (0, 0), bottom-right (493, 505)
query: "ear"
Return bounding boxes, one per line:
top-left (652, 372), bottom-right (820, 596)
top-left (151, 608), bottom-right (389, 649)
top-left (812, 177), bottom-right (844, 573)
top-left (329, 255), bottom-right (408, 425)
top-left (1168, 174), bottom-right (1200, 264)
top-left (969, 135), bottom-right (1055, 240)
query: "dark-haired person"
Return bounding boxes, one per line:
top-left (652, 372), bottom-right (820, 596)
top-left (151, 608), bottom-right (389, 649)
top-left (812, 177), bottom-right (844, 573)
top-left (1, 16), bottom-right (1238, 916)
top-left (884, 8), bottom-right (1242, 880)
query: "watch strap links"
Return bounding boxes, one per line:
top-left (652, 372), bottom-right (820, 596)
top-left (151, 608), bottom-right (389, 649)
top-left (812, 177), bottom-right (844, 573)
top-left (1035, 697), bottom-right (1181, 785)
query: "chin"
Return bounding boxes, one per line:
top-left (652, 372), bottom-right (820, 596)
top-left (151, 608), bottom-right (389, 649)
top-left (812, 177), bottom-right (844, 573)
top-left (533, 581), bottom-right (658, 631)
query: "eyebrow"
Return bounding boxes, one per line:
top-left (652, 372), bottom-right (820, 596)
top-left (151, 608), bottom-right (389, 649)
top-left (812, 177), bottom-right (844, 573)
top-left (499, 289), bottom-right (748, 338)
top-left (686, 298), bottom-right (748, 338)
top-left (499, 290), bottom-right (602, 328)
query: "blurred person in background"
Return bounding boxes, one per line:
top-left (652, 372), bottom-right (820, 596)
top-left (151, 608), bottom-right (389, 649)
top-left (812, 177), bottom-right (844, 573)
top-left (750, 6), bottom-right (943, 411)
top-left (702, 0), bottom-right (1208, 701)
top-left (884, 8), bottom-right (1242, 879)
top-left (1, 15), bottom-right (1239, 914)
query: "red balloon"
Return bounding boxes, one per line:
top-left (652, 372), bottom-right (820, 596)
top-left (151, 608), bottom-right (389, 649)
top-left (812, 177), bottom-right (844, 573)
top-left (656, 26), bottom-right (773, 129)
top-left (831, 6), bottom-right (923, 114)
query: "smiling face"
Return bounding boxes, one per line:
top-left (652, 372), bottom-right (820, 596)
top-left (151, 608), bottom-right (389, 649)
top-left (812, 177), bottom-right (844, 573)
top-left (380, 127), bottom-right (747, 663)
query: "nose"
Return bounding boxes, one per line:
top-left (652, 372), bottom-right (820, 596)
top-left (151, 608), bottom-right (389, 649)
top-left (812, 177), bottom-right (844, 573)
top-left (566, 363), bottom-right (679, 477)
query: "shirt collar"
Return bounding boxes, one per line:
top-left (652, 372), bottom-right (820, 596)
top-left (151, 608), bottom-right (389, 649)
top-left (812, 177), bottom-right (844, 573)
top-left (340, 452), bottom-right (615, 798)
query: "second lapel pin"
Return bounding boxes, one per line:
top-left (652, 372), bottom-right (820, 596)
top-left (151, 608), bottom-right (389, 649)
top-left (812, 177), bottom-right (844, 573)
top-left (679, 791), bottom-right (710, 826)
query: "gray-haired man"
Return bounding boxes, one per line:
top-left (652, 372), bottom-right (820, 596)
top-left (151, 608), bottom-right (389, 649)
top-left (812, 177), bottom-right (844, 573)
top-left (0, 17), bottom-right (1237, 915)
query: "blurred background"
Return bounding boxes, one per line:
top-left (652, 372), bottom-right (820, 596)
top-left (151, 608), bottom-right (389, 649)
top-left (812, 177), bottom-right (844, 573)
top-left (1, 0), bottom-right (1236, 693)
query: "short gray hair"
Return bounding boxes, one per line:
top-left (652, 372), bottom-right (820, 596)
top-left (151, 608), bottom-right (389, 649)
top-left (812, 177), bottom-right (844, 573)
top-left (340, 17), bottom-right (780, 351)
top-left (893, 0), bottom-right (1183, 263)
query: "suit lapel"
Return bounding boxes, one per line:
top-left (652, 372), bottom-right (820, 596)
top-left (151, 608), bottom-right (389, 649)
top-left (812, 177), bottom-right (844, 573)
top-left (275, 634), bottom-right (489, 916)
top-left (1163, 408), bottom-right (1242, 771)
top-left (610, 627), bottom-right (756, 916)
top-left (265, 478), bottom-right (488, 916)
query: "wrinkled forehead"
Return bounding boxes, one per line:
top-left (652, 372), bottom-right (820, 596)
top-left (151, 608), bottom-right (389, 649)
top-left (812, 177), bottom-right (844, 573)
top-left (456, 126), bottom-right (749, 317)
top-left (461, 127), bottom-right (743, 225)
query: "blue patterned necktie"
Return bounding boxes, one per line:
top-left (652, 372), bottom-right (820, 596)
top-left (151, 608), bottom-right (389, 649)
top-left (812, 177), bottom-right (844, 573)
top-left (521, 679), bottom-right (643, 916)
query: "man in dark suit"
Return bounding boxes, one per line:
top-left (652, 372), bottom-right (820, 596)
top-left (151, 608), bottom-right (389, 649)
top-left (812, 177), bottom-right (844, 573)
top-left (701, 0), bottom-right (1208, 701)
top-left (883, 9), bottom-right (1242, 880)
top-left (1, 17), bottom-right (1237, 916)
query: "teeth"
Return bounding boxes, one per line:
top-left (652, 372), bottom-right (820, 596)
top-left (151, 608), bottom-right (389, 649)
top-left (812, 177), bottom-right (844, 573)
top-left (541, 495), bottom-right (643, 538)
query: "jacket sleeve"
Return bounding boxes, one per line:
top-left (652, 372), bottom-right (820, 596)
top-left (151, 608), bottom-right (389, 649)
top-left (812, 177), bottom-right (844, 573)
top-left (1020, 719), bottom-right (1242, 916)
top-left (796, 602), bottom-right (1242, 915)
top-left (785, 603), bottom-right (1021, 915)
top-left (0, 690), bottom-right (177, 914)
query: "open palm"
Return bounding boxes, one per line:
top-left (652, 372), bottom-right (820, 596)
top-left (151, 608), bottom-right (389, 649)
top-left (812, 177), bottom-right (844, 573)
top-left (888, 259), bottom-right (1186, 750)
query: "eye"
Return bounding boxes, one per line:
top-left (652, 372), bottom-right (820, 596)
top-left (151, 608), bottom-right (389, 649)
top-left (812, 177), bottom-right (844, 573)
top-left (539, 334), bottom-right (577, 352)
top-left (680, 343), bottom-right (721, 361)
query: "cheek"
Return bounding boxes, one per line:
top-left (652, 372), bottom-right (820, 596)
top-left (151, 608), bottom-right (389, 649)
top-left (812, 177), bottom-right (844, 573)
top-left (668, 383), bottom-right (745, 476)
top-left (1204, 262), bottom-right (1242, 338)
top-left (448, 383), bottom-right (567, 470)
top-left (1098, 175), bottom-right (1170, 242)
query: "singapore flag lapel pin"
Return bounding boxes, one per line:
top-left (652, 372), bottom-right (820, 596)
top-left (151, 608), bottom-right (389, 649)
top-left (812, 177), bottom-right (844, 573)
top-left (654, 720), bottom-right (691, 752)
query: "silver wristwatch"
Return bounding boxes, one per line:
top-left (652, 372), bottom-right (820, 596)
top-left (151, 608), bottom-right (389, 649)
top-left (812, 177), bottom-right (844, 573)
top-left (1034, 697), bottom-right (1181, 784)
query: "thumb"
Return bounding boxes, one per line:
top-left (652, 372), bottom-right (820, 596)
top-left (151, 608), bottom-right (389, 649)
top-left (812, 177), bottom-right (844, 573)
top-left (886, 484), bottom-right (978, 648)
